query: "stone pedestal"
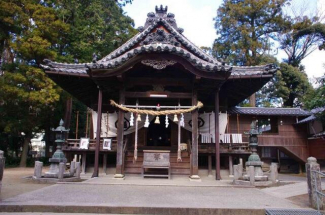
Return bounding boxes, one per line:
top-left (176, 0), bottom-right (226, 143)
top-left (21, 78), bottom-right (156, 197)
top-left (0, 151), bottom-right (5, 193)
top-left (306, 157), bottom-right (324, 210)
top-left (243, 161), bottom-right (268, 181)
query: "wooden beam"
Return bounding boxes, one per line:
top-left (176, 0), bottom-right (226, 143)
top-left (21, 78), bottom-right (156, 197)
top-left (92, 88), bottom-right (102, 178)
top-left (115, 88), bottom-right (125, 178)
top-left (125, 78), bottom-right (192, 87)
top-left (124, 91), bottom-right (192, 99)
top-left (215, 88), bottom-right (221, 180)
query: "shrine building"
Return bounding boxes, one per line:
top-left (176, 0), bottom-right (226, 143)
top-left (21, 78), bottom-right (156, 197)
top-left (41, 6), bottom-right (323, 180)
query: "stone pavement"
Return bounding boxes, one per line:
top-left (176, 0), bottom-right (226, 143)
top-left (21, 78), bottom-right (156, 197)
top-left (0, 182), bottom-right (301, 213)
top-left (261, 181), bottom-right (325, 199)
top-left (0, 168), bottom-right (315, 214)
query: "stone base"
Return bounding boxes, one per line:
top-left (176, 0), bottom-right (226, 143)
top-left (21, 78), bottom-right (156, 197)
top-left (41, 172), bottom-right (71, 178)
top-left (242, 174), bottom-right (268, 181)
top-left (113, 174), bottom-right (125, 179)
top-left (189, 175), bottom-right (201, 182)
top-left (234, 179), bottom-right (276, 187)
top-left (24, 176), bottom-right (82, 184)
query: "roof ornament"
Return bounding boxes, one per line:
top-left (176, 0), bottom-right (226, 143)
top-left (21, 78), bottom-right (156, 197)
top-left (140, 29), bottom-right (180, 46)
top-left (155, 5), bottom-right (168, 16)
top-left (141, 59), bottom-right (177, 70)
top-left (92, 53), bottom-right (97, 63)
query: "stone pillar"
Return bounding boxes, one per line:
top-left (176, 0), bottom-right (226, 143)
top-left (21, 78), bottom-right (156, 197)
top-left (306, 157), bottom-right (324, 210)
top-left (33, 161), bottom-right (43, 179)
top-left (75, 162), bottom-right (81, 178)
top-left (270, 163), bottom-right (278, 184)
top-left (208, 155), bottom-right (212, 177)
top-left (58, 162), bottom-right (65, 180)
top-left (81, 153), bottom-right (86, 174)
top-left (229, 155), bottom-right (233, 176)
top-left (69, 161), bottom-right (75, 176)
top-left (249, 166), bottom-right (255, 186)
top-left (233, 165), bottom-right (240, 182)
top-left (238, 158), bottom-right (243, 177)
top-left (0, 151), bottom-right (5, 192)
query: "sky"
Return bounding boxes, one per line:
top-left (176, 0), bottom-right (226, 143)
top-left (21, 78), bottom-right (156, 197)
top-left (124, 0), bottom-right (325, 84)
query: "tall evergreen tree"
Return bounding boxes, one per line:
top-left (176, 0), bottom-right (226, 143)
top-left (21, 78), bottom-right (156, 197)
top-left (0, 0), bottom-right (136, 166)
top-left (213, 0), bottom-right (290, 66)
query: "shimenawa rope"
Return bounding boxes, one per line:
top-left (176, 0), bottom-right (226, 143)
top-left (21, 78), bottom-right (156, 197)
top-left (110, 100), bottom-right (203, 115)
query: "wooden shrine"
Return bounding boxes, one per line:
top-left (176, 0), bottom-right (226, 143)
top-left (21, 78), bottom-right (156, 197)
top-left (41, 5), bottom-right (278, 180)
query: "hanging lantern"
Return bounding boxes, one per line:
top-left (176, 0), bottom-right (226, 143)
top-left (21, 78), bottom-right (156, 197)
top-left (154, 116), bottom-right (160, 124)
top-left (173, 114), bottom-right (178, 122)
top-left (280, 120), bottom-right (283, 125)
top-left (137, 114), bottom-right (142, 122)
top-left (130, 112), bottom-right (134, 126)
top-left (144, 114), bottom-right (150, 127)
top-left (165, 115), bottom-right (169, 128)
top-left (180, 113), bottom-right (185, 127)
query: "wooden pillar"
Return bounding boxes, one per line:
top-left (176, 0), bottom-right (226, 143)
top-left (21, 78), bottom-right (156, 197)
top-left (103, 154), bottom-right (107, 175)
top-left (190, 89), bottom-right (200, 180)
top-left (215, 88), bottom-right (221, 180)
top-left (115, 89), bottom-right (125, 178)
top-left (229, 155), bottom-right (233, 176)
top-left (92, 88), bottom-right (102, 178)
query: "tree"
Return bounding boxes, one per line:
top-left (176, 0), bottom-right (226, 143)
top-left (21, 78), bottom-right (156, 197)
top-left (0, 64), bottom-right (62, 166)
top-left (279, 17), bottom-right (325, 67)
top-left (53, 0), bottom-right (137, 63)
top-left (0, 0), bottom-right (136, 166)
top-left (0, 0), bottom-right (68, 166)
top-left (213, 0), bottom-right (290, 66)
top-left (274, 63), bottom-right (312, 107)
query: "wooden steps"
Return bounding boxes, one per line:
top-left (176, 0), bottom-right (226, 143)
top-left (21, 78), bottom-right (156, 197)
top-left (124, 151), bottom-right (191, 175)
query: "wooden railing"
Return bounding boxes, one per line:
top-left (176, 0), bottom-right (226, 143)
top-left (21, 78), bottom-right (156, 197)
top-left (63, 139), bottom-right (118, 151)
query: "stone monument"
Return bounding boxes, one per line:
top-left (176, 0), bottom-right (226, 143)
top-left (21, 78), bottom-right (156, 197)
top-left (306, 157), bottom-right (324, 210)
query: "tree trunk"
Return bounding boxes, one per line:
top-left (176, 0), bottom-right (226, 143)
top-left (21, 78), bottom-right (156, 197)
top-left (19, 135), bottom-right (31, 167)
top-left (249, 94), bottom-right (256, 107)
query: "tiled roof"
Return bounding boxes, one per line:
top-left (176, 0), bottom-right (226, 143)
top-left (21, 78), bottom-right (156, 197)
top-left (296, 115), bottom-right (317, 124)
top-left (231, 64), bottom-right (277, 77)
top-left (41, 6), bottom-right (277, 77)
top-left (296, 107), bottom-right (325, 124)
top-left (310, 107), bottom-right (325, 114)
top-left (228, 107), bottom-right (311, 116)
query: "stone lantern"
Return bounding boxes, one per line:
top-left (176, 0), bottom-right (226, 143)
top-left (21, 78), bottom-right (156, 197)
top-left (246, 121), bottom-right (261, 164)
top-left (244, 121), bottom-right (267, 181)
top-left (45, 119), bottom-right (69, 177)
